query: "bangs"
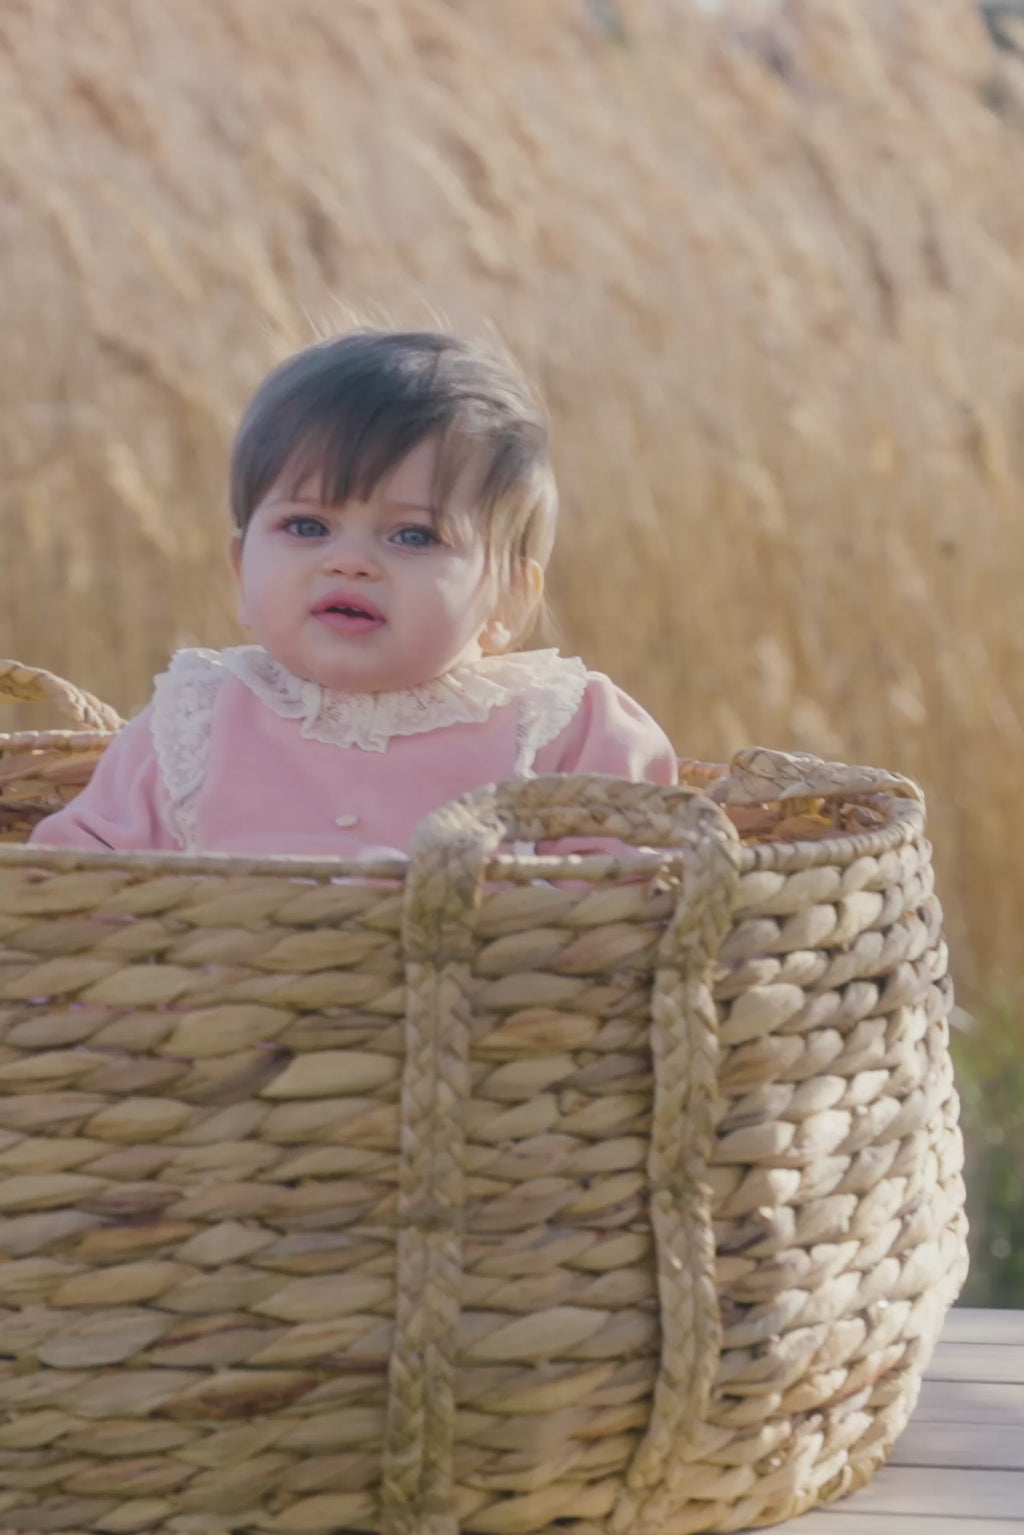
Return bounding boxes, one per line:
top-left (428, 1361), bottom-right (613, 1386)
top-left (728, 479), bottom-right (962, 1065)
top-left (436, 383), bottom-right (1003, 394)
top-left (270, 417), bottom-right (482, 537)
top-left (231, 334), bottom-right (467, 529)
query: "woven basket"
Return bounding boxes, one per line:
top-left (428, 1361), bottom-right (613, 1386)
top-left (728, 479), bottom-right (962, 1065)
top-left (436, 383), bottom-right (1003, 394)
top-left (0, 660), bottom-right (968, 1535)
top-left (0, 661), bottom-right (124, 843)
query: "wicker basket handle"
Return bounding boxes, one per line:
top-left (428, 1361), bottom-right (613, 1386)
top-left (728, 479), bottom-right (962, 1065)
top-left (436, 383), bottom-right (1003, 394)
top-left (0, 659), bottom-right (124, 732)
top-left (683, 745), bottom-right (924, 807)
top-left (383, 775), bottom-right (741, 1535)
top-left (420, 771), bottom-right (751, 853)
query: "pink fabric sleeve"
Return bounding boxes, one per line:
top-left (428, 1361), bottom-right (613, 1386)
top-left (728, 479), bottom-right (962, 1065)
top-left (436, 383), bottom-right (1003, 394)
top-left (28, 705), bottom-right (175, 852)
top-left (531, 673), bottom-right (678, 857)
top-left (534, 673), bottom-right (678, 784)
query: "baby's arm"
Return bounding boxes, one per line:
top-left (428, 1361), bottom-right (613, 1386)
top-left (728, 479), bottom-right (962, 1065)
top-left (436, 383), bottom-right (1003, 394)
top-left (534, 673), bottom-right (677, 786)
top-left (531, 673), bottom-right (677, 858)
top-left (29, 705), bottom-right (176, 852)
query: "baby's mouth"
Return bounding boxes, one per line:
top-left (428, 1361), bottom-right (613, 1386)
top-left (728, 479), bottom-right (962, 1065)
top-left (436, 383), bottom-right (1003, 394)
top-left (313, 596), bottom-right (386, 632)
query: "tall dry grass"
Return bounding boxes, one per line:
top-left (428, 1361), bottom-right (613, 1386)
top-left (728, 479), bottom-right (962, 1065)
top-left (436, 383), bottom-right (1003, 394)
top-left (1, 0), bottom-right (1023, 997)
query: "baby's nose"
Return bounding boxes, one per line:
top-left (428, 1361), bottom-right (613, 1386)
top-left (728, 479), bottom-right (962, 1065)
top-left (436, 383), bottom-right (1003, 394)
top-left (325, 534), bottom-right (379, 576)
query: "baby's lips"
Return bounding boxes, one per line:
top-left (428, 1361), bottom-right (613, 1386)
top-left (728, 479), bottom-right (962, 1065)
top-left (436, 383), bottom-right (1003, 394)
top-left (313, 605), bottom-right (387, 633)
top-left (313, 591), bottom-right (386, 621)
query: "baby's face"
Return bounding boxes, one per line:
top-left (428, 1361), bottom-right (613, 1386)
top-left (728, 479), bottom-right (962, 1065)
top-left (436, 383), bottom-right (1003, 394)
top-left (232, 436), bottom-right (499, 693)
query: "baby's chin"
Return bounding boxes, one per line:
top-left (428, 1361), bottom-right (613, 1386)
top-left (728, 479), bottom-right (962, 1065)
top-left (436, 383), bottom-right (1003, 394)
top-left (269, 643), bottom-right (486, 695)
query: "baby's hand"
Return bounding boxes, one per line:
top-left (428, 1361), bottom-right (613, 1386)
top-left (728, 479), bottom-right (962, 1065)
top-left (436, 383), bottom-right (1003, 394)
top-left (330, 844), bottom-right (407, 887)
top-left (352, 844), bottom-right (408, 862)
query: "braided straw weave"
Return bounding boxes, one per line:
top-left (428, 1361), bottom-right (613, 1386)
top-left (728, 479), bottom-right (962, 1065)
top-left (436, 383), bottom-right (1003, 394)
top-left (0, 662), bottom-right (967, 1534)
top-left (0, 660), bottom-right (123, 844)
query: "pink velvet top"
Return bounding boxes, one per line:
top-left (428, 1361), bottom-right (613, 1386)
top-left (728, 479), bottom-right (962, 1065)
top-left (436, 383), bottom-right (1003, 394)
top-left (29, 646), bottom-right (678, 859)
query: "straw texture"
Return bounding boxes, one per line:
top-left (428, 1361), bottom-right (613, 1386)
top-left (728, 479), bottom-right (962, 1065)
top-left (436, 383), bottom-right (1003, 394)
top-left (0, 660), bottom-right (122, 845)
top-left (3, 0), bottom-right (1023, 1000)
top-left (0, 663), bottom-right (967, 1534)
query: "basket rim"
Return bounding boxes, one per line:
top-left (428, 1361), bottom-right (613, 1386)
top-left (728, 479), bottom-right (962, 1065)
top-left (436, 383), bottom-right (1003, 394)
top-left (0, 793), bottom-right (924, 879)
top-left (0, 729), bottom-right (115, 753)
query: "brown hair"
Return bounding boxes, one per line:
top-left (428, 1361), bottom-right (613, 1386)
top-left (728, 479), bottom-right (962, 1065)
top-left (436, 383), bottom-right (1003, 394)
top-left (230, 330), bottom-right (558, 638)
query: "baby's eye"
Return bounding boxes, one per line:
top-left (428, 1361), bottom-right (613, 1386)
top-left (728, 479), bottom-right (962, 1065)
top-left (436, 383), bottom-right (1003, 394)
top-left (283, 515), bottom-right (329, 538)
top-left (392, 525), bottom-right (439, 549)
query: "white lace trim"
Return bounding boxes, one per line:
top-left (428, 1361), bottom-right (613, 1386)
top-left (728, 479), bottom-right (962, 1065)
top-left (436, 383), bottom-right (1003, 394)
top-left (150, 646), bottom-right (589, 849)
top-left (511, 667), bottom-right (588, 775)
top-left (218, 645), bottom-right (588, 756)
top-left (152, 648), bottom-right (228, 852)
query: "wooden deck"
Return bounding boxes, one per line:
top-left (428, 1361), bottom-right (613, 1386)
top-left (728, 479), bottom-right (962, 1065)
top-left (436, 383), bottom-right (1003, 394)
top-left (758, 1308), bottom-right (1024, 1532)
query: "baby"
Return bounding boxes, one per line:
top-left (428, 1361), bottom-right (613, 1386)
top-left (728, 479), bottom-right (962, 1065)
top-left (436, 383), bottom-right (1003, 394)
top-left (31, 329), bottom-right (677, 858)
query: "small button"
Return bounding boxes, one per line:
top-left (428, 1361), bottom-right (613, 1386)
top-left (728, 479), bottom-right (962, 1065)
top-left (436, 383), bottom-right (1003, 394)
top-left (335, 814), bottom-right (360, 829)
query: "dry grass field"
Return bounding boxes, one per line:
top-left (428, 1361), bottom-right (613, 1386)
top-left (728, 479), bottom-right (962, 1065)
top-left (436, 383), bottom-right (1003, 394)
top-left (1, 0), bottom-right (1024, 1000)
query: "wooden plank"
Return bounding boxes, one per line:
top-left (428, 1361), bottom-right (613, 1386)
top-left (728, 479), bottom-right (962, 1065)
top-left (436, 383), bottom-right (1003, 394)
top-left (927, 1341), bottom-right (1024, 1385)
top-left (914, 1378), bottom-right (1024, 1425)
top-left (944, 1308), bottom-right (1024, 1347)
top-left (799, 1467), bottom-right (1024, 1520)
top-left (890, 1419), bottom-right (1024, 1470)
top-left (745, 1314), bottom-right (1024, 1530)
top-left (767, 1516), bottom-right (1016, 1533)
top-left (751, 1468), bottom-right (1024, 1531)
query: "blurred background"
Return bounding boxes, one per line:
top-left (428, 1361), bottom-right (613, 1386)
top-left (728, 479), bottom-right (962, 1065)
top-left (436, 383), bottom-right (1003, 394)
top-left (1, 0), bottom-right (1022, 1302)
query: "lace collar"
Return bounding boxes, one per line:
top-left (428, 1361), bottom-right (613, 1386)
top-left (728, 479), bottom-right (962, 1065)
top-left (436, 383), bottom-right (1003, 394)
top-left (212, 644), bottom-right (588, 754)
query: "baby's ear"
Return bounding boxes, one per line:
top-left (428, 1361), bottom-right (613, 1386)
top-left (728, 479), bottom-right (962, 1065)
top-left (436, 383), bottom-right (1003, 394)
top-left (479, 615), bottom-right (513, 655)
top-left (522, 559), bottom-right (545, 612)
top-left (482, 562), bottom-right (547, 654)
top-left (509, 560), bottom-right (545, 642)
top-left (229, 531), bottom-right (249, 625)
top-left (229, 530), bottom-right (244, 579)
